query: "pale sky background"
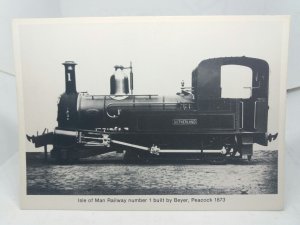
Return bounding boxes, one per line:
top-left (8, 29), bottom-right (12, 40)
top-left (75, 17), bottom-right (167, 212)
top-left (14, 16), bottom-right (289, 151)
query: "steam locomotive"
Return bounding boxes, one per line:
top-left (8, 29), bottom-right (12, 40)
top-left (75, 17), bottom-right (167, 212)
top-left (27, 56), bottom-right (277, 163)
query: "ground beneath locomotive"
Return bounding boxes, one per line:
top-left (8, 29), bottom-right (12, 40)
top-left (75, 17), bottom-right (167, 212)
top-left (26, 149), bottom-right (278, 195)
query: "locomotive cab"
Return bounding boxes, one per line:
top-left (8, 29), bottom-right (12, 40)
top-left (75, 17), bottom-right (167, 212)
top-left (192, 57), bottom-right (277, 159)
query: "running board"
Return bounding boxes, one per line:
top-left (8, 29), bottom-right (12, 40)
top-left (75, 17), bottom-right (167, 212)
top-left (27, 128), bottom-right (226, 156)
top-left (111, 139), bottom-right (226, 155)
top-left (158, 149), bottom-right (227, 154)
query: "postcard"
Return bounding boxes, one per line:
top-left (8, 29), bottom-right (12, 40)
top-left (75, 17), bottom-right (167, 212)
top-left (13, 16), bottom-right (289, 210)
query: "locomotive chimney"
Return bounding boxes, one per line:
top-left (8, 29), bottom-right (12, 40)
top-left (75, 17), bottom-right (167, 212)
top-left (62, 61), bottom-right (77, 94)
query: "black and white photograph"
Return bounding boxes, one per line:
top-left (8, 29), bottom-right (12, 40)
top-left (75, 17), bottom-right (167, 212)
top-left (14, 16), bottom-right (288, 210)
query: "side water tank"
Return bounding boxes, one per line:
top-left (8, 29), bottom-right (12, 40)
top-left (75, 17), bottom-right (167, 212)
top-left (110, 65), bottom-right (129, 95)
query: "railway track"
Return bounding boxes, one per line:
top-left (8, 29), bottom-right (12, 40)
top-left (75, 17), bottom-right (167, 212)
top-left (26, 149), bottom-right (278, 195)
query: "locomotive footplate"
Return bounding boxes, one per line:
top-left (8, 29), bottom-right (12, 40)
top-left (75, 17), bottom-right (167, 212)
top-left (27, 127), bottom-right (278, 163)
top-left (54, 129), bottom-right (229, 156)
top-left (110, 139), bottom-right (227, 156)
top-left (28, 128), bottom-right (228, 155)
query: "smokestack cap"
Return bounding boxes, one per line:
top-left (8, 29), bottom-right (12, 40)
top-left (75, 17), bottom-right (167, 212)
top-left (62, 61), bottom-right (77, 65)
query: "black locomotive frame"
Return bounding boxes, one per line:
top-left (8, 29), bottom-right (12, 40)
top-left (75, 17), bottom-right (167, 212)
top-left (27, 56), bottom-right (277, 163)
